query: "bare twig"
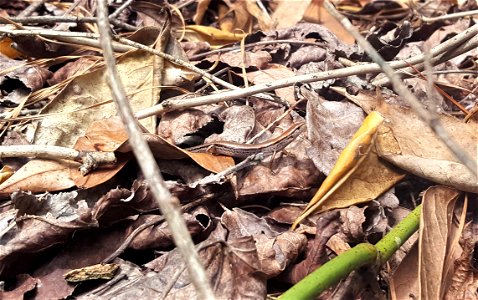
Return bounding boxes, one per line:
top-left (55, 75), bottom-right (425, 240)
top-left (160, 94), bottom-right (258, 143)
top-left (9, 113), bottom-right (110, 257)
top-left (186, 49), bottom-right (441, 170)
top-left (190, 153), bottom-right (264, 187)
top-left (109, 0), bottom-right (134, 19)
top-left (324, 0), bottom-right (477, 176)
top-left (96, 1), bottom-right (215, 298)
top-left (134, 23), bottom-right (478, 119)
top-left (0, 24), bottom-right (477, 124)
top-left (0, 145), bottom-right (116, 175)
top-left (2, 22), bottom-right (476, 106)
top-left (0, 26), bottom-right (265, 94)
top-left (17, 0), bottom-right (47, 18)
top-left (421, 9), bottom-right (478, 22)
top-left (372, 31), bottom-right (478, 86)
top-left (5, 16), bottom-right (137, 31)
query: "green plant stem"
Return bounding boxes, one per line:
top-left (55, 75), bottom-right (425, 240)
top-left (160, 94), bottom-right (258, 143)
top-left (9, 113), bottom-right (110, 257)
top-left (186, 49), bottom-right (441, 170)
top-left (375, 205), bottom-right (421, 262)
top-left (279, 205), bottom-right (422, 300)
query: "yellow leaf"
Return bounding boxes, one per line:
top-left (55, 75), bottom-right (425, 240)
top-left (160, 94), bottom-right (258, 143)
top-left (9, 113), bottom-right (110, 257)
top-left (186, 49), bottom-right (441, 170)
top-left (0, 165), bottom-right (14, 183)
top-left (185, 25), bottom-right (246, 46)
top-left (291, 111), bottom-right (385, 229)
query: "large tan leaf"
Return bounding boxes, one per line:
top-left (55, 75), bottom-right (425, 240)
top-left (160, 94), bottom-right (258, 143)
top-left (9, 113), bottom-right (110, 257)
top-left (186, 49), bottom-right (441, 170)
top-left (390, 186), bottom-right (463, 300)
top-left (272, 0), bottom-right (312, 29)
top-left (0, 160), bottom-right (76, 196)
top-left (331, 87), bottom-right (478, 193)
top-left (419, 186), bottom-right (463, 300)
top-left (33, 50), bottom-right (158, 147)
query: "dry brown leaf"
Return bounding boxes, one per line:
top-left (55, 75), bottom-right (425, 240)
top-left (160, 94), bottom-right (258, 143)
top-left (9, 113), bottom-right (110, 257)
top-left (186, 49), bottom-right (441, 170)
top-left (244, 1), bottom-right (274, 31)
top-left (0, 160), bottom-right (76, 196)
top-left (317, 149), bottom-right (404, 212)
top-left (193, 0), bottom-right (211, 24)
top-left (305, 93), bottom-right (365, 175)
top-left (331, 86), bottom-right (478, 193)
top-left (419, 186), bottom-right (463, 300)
top-left (445, 231), bottom-right (478, 300)
top-left (303, 0), bottom-right (355, 44)
top-left (72, 118), bottom-right (131, 188)
top-left (390, 243), bottom-right (420, 300)
top-left (221, 208), bottom-right (307, 278)
top-left (218, 1), bottom-right (253, 34)
top-left (271, 0), bottom-right (312, 29)
top-left (0, 274), bottom-right (38, 299)
top-left (246, 64), bottom-right (296, 104)
top-left (34, 50), bottom-right (158, 148)
top-left (79, 117), bottom-right (235, 174)
top-left (208, 50), bottom-right (272, 69)
top-left (141, 223), bottom-right (267, 299)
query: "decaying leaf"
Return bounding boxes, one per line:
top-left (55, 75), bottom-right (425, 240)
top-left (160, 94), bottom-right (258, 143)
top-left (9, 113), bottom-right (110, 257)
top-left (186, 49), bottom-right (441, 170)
top-left (419, 186), bottom-right (464, 300)
top-left (64, 263), bottom-right (119, 282)
top-left (33, 50), bottom-right (159, 148)
top-left (332, 86), bottom-right (478, 193)
top-left (390, 186), bottom-right (464, 299)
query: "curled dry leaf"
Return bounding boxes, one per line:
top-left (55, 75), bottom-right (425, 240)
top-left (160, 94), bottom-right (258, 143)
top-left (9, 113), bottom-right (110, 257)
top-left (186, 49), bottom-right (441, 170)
top-left (133, 223), bottom-right (267, 299)
top-left (419, 186), bottom-right (463, 300)
top-left (332, 86), bottom-right (478, 193)
top-left (390, 186), bottom-right (463, 300)
top-left (0, 191), bottom-right (94, 278)
top-left (221, 208), bottom-right (307, 278)
top-left (445, 228), bottom-right (478, 300)
top-left (282, 210), bottom-right (340, 284)
top-left (292, 111), bottom-right (404, 229)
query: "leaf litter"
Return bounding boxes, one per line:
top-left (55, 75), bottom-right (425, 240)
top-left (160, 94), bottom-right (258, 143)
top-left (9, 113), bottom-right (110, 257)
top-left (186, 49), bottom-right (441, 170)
top-left (0, 0), bottom-right (477, 299)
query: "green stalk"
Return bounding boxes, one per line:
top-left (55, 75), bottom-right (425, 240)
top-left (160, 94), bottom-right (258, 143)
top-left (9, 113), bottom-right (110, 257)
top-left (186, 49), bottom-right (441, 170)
top-left (279, 205), bottom-right (421, 300)
top-left (375, 204), bottom-right (421, 262)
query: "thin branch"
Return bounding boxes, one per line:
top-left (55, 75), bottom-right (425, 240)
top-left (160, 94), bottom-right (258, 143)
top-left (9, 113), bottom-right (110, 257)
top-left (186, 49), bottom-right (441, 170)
top-left (114, 35), bottom-right (264, 93)
top-left (134, 23), bottom-right (478, 119)
top-left (17, 0), bottom-right (46, 18)
top-left (324, 0), bottom-right (477, 176)
top-left (372, 31), bottom-right (478, 86)
top-left (0, 145), bottom-right (116, 175)
top-left (0, 26), bottom-right (264, 94)
top-left (421, 9), bottom-right (478, 22)
top-left (2, 22), bottom-right (476, 105)
top-left (96, 1), bottom-right (215, 299)
top-left (6, 16), bottom-right (137, 31)
top-left (109, 0), bottom-right (134, 19)
top-left (190, 153), bottom-right (264, 187)
top-left (0, 24), bottom-right (477, 124)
